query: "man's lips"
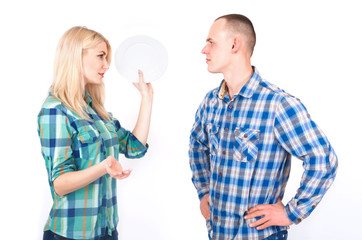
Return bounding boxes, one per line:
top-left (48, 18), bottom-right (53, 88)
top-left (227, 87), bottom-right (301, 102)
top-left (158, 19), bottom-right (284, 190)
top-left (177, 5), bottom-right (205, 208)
top-left (206, 59), bottom-right (211, 63)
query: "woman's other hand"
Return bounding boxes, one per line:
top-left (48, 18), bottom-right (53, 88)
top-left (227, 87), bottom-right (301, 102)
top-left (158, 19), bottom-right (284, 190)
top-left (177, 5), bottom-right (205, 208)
top-left (133, 70), bottom-right (153, 100)
top-left (105, 156), bottom-right (132, 180)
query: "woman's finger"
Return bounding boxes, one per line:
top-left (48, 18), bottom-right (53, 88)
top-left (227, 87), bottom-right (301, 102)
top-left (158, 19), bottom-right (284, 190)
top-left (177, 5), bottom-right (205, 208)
top-left (122, 169), bottom-right (132, 174)
top-left (138, 70), bottom-right (144, 83)
top-left (116, 172), bottom-right (131, 179)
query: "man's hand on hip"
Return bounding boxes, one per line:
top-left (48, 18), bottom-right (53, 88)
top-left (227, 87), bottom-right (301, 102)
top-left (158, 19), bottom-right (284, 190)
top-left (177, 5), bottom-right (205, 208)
top-left (244, 198), bottom-right (292, 230)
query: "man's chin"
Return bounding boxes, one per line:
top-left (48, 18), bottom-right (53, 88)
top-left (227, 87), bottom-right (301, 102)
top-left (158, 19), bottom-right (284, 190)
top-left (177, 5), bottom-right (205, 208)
top-left (207, 67), bottom-right (219, 74)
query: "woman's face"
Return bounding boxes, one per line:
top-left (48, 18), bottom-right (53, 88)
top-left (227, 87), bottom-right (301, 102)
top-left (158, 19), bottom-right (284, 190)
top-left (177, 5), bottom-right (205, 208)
top-left (82, 41), bottom-right (109, 86)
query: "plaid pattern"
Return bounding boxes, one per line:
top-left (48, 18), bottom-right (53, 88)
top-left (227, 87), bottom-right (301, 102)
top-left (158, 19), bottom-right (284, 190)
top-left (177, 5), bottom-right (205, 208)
top-left (38, 92), bottom-right (148, 240)
top-left (189, 68), bottom-right (337, 240)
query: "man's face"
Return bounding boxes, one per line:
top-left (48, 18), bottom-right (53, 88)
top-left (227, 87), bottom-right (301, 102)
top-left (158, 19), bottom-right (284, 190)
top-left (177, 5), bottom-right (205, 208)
top-left (201, 19), bottom-right (233, 74)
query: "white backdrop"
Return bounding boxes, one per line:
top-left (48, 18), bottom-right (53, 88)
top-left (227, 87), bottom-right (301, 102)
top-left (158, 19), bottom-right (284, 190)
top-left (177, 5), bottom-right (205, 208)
top-left (1, 0), bottom-right (361, 239)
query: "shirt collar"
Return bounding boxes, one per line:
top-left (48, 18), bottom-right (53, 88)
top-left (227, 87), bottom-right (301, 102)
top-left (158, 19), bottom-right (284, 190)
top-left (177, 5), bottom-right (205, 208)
top-left (84, 91), bottom-right (93, 107)
top-left (218, 67), bottom-right (261, 100)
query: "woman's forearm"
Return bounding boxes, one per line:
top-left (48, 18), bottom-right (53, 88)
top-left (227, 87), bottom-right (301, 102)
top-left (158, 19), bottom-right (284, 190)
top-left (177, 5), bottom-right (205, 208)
top-left (53, 160), bottom-right (107, 197)
top-left (132, 95), bottom-right (153, 145)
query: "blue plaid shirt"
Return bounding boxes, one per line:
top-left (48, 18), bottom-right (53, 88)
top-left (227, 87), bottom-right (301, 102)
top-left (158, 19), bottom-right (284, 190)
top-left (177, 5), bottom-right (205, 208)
top-left (189, 68), bottom-right (337, 240)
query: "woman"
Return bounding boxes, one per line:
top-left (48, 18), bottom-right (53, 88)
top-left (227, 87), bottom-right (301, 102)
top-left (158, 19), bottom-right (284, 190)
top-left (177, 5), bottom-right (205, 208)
top-left (38, 26), bottom-right (153, 240)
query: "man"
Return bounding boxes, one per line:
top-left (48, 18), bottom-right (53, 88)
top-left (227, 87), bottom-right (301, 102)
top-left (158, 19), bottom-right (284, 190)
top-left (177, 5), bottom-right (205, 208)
top-left (189, 14), bottom-right (337, 240)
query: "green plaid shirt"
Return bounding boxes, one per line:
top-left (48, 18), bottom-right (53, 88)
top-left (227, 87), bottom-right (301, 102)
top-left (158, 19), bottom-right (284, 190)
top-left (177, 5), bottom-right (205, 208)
top-left (37, 92), bottom-right (148, 239)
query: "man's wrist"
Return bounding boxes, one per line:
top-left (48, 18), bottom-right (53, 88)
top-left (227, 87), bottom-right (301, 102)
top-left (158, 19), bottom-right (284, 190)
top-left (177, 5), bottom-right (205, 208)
top-left (284, 203), bottom-right (303, 225)
top-left (198, 190), bottom-right (210, 201)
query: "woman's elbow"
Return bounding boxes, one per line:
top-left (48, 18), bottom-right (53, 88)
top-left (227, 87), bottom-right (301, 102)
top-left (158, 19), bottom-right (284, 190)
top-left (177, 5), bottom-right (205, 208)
top-left (53, 177), bottom-right (67, 197)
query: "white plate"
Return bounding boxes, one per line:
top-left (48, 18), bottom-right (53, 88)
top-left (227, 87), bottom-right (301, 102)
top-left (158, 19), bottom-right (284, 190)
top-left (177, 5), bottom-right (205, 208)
top-left (114, 35), bottom-right (168, 83)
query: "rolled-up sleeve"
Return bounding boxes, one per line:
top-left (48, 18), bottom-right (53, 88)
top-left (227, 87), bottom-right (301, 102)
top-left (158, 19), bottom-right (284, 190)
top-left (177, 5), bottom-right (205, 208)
top-left (274, 96), bottom-right (338, 224)
top-left (112, 118), bottom-right (148, 159)
top-left (38, 107), bottom-right (77, 184)
top-left (189, 101), bottom-right (211, 200)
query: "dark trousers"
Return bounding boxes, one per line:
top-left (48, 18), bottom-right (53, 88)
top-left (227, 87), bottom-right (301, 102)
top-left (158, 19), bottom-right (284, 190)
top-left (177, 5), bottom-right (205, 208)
top-left (43, 229), bottom-right (118, 240)
top-left (207, 230), bottom-right (288, 240)
top-left (263, 230), bottom-right (288, 240)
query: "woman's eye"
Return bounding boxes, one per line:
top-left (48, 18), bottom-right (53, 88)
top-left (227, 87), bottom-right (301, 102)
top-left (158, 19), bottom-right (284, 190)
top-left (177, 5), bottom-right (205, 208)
top-left (98, 54), bottom-right (104, 58)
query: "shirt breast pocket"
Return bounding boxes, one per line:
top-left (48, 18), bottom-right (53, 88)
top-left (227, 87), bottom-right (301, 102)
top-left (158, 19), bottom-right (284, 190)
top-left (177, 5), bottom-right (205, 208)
top-left (77, 128), bottom-right (101, 162)
top-left (233, 128), bottom-right (260, 162)
top-left (78, 129), bottom-right (99, 145)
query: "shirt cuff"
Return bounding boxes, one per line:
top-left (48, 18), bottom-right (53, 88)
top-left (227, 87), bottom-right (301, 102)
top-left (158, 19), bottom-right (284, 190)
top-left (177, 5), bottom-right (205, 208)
top-left (125, 132), bottom-right (149, 159)
top-left (284, 202), bottom-right (304, 225)
top-left (197, 188), bottom-right (210, 201)
top-left (51, 164), bottom-right (76, 182)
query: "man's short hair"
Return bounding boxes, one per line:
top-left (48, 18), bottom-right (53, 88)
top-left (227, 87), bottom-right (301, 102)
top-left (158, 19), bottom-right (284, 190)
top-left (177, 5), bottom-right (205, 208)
top-left (216, 14), bottom-right (256, 56)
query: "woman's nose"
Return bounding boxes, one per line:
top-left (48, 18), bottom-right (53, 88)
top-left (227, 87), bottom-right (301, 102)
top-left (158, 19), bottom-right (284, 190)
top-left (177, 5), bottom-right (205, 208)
top-left (104, 60), bottom-right (110, 69)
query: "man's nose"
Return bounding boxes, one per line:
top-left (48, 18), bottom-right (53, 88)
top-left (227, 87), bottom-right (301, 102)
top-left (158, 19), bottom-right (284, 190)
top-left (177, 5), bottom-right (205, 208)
top-left (201, 45), bottom-right (208, 54)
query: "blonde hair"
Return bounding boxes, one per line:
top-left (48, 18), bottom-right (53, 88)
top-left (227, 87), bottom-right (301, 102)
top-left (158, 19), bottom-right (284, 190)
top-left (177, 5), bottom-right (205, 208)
top-left (51, 26), bottom-right (112, 121)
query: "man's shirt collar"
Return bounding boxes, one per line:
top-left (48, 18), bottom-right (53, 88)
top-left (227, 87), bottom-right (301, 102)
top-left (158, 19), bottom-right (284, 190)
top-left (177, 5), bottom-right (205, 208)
top-left (218, 67), bottom-right (261, 101)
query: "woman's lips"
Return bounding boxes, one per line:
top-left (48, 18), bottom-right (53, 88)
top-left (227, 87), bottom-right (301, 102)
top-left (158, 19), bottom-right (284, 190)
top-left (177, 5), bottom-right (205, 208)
top-left (99, 73), bottom-right (104, 77)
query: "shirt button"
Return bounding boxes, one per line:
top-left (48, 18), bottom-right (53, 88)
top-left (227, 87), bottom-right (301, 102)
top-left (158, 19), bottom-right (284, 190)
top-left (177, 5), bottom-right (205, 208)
top-left (219, 172), bottom-right (222, 177)
top-left (216, 194), bottom-right (220, 198)
top-left (214, 216), bottom-right (218, 221)
top-left (228, 105), bottom-right (233, 109)
top-left (312, 205), bottom-right (316, 209)
top-left (222, 150), bottom-right (226, 155)
top-left (244, 134), bottom-right (248, 138)
top-left (225, 127), bottom-right (229, 131)
top-left (297, 218), bottom-right (302, 223)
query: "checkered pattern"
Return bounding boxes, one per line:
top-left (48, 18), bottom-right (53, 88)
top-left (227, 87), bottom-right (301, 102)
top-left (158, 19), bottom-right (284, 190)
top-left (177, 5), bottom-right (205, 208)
top-left (189, 68), bottom-right (337, 240)
top-left (38, 92), bottom-right (148, 240)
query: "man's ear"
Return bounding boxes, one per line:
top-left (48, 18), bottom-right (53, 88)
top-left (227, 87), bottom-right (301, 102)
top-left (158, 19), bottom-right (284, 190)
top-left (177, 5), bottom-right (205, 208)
top-left (231, 36), bottom-right (242, 53)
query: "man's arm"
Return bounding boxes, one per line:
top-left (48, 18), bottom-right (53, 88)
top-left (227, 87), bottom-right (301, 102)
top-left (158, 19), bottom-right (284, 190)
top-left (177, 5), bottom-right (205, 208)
top-left (245, 96), bottom-right (338, 229)
top-left (189, 102), bottom-right (211, 204)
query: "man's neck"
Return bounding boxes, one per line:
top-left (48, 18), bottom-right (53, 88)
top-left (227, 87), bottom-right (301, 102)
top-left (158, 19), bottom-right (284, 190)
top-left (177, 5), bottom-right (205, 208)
top-left (223, 64), bottom-right (254, 99)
